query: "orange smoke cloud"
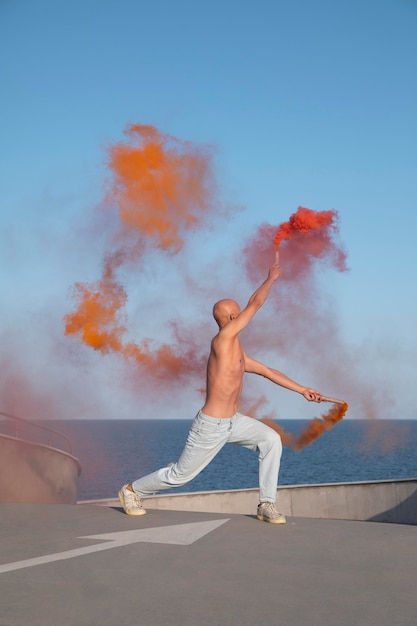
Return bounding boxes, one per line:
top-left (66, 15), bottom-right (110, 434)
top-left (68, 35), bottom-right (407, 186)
top-left (261, 401), bottom-right (349, 450)
top-left (64, 123), bottom-right (216, 379)
top-left (65, 254), bottom-right (128, 354)
top-left (106, 123), bottom-right (215, 252)
top-left (64, 260), bottom-right (204, 379)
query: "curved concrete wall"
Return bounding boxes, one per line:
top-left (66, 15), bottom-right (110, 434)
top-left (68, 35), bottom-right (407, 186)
top-left (81, 479), bottom-right (417, 525)
top-left (0, 435), bottom-right (81, 504)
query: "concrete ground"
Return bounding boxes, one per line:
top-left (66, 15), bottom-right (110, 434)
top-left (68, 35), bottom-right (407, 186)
top-left (0, 503), bottom-right (416, 626)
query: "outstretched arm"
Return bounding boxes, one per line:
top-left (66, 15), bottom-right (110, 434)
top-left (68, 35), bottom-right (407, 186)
top-left (244, 353), bottom-right (323, 402)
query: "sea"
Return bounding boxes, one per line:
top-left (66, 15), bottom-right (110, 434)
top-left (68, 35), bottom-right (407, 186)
top-left (41, 419), bottom-right (417, 502)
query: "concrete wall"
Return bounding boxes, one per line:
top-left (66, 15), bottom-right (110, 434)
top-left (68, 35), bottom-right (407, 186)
top-left (82, 479), bottom-right (417, 525)
top-left (0, 435), bottom-right (82, 504)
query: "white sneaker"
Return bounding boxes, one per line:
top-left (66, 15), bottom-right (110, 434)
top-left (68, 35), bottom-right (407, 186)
top-left (118, 484), bottom-right (147, 516)
top-left (257, 502), bottom-right (286, 524)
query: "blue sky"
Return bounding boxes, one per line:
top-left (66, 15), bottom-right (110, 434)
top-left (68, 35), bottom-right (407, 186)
top-left (1, 0), bottom-right (416, 422)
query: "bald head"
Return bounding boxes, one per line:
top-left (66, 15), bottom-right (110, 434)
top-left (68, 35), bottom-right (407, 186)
top-left (212, 299), bottom-right (241, 328)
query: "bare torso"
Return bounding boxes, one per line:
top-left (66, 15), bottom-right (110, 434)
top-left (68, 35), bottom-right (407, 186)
top-left (201, 332), bottom-right (245, 418)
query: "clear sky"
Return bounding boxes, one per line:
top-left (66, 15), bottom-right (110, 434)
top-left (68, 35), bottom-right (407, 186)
top-left (1, 0), bottom-right (416, 423)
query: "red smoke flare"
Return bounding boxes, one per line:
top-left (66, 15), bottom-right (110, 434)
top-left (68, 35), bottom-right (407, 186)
top-left (261, 401), bottom-right (349, 450)
top-left (243, 209), bottom-right (347, 288)
top-left (241, 206), bottom-right (349, 446)
top-left (274, 205), bottom-right (338, 250)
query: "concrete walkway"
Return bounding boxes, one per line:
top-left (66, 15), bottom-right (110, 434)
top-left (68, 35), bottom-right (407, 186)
top-left (1, 503), bottom-right (416, 626)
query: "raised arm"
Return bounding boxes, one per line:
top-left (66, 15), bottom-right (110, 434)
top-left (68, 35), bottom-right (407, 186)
top-left (220, 261), bottom-right (281, 338)
top-left (244, 353), bottom-right (323, 402)
top-left (247, 263), bottom-right (280, 309)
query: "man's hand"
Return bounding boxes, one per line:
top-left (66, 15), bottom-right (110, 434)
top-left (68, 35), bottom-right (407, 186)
top-left (268, 261), bottom-right (280, 282)
top-left (302, 388), bottom-right (323, 402)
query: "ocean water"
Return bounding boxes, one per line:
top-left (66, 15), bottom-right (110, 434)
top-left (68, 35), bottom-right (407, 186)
top-left (46, 419), bottom-right (417, 501)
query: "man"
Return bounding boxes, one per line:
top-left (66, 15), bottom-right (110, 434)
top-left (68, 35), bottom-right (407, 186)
top-left (119, 258), bottom-right (322, 523)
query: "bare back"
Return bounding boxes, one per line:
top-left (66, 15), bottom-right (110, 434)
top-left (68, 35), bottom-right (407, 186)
top-left (201, 330), bottom-right (245, 419)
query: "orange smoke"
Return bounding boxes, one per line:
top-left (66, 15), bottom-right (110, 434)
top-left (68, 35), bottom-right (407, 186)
top-left (274, 205), bottom-right (338, 250)
top-left (64, 256), bottom-right (204, 378)
top-left (106, 123), bottom-right (215, 252)
top-left (64, 123), bottom-right (215, 378)
top-left (65, 254), bottom-right (127, 354)
top-left (261, 401), bottom-right (349, 450)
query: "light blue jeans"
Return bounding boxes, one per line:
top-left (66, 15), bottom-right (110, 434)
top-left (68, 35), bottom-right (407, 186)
top-left (132, 410), bottom-right (282, 503)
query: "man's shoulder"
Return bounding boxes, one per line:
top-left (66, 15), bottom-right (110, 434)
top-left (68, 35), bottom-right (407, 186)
top-left (212, 326), bottom-right (240, 348)
top-left (210, 331), bottom-right (222, 349)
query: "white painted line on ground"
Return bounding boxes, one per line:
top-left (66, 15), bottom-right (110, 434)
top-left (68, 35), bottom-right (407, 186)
top-left (0, 518), bottom-right (230, 574)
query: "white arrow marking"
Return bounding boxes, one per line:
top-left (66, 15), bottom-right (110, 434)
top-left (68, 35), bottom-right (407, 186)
top-left (0, 518), bottom-right (229, 574)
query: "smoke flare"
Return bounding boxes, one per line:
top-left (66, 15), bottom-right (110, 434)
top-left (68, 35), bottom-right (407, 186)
top-left (261, 402), bottom-right (349, 450)
top-left (273, 205), bottom-right (338, 250)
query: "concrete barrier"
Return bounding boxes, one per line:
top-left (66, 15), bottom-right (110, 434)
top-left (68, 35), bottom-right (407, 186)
top-left (81, 478), bottom-right (417, 525)
top-left (0, 435), bottom-right (82, 504)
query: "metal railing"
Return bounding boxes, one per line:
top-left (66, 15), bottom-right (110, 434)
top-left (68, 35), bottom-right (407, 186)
top-left (0, 411), bottom-right (74, 455)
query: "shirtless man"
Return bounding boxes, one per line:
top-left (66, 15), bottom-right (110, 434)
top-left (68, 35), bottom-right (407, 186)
top-left (119, 259), bottom-right (322, 523)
